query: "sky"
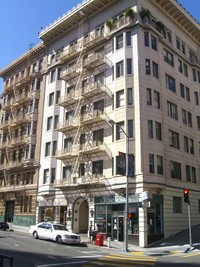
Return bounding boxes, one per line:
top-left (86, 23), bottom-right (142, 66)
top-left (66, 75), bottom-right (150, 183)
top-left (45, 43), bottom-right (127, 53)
top-left (0, 0), bottom-right (199, 90)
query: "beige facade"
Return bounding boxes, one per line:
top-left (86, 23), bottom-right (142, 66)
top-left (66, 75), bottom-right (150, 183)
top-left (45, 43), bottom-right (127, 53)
top-left (0, 0), bottom-right (200, 248)
top-left (0, 43), bottom-right (47, 226)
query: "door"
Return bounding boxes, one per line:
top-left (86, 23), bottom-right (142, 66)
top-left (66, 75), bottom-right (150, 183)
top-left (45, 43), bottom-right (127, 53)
top-left (112, 216), bottom-right (124, 241)
top-left (5, 201), bottom-right (15, 222)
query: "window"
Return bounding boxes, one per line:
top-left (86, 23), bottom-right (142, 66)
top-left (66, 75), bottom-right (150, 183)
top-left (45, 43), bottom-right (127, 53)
top-left (63, 166), bottom-right (72, 180)
top-left (43, 169), bottom-right (49, 184)
top-left (126, 31), bottom-right (131, 46)
top-left (173, 197), bottom-right (182, 213)
top-left (194, 92), bottom-right (199, 105)
top-left (151, 35), bottom-right (157, 51)
top-left (188, 112), bottom-right (192, 127)
top-left (33, 121), bottom-right (37, 134)
top-left (145, 59), bottom-right (151, 75)
top-left (176, 38), bottom-right (181, 50)
top-left (178, 59), bottom-right (183, 73)
top-left (116, 90), bottom-right (124, 108)
top-left (185, 87), bottom-right (190, 101)
top-left (127, 88), bottom-right (133, 105)
top-left (51, 168), bottom-right (56, 183)
top-left (54, 115), bottom-right (59, 129)
top-left (180, 83), bottom-right (185, 98)
top-left (149, 154), bottom-right (154, 173)
top-left (189, 138), bottom-right (194, 154)
top-left (169, 130), bottom-right (179, 149)
top-left (116, 34), bottom-right (123, 50)
top-left (182, 109), bottom-right (187, 125)
top-left (157, 155), bottom-right (163, 175)
top-left (148, 120), bottom-right (153, 138)
top-left (146, 88), bottom-right (152, 105)
top-left (171, 161), bottom-right (181, 180)
top-left (154, 91), bottom-right (160, 108)
top-left (196, 116), bottom-right (200, 130)
top-left (128, 120), bottom-right (133, 138)
top-left (164, 49), bottom-right (174, 66)
top-left (127, 58), bottom-right (132, 75)
top-left (47, 116), bottom-right (53, 131)
top-left (116, 121), bottom-right (124, 140)
top-left (116, 61), bottom-right (124, 78)
top-left (167, 101), bottom-right (178, 120)
top-left (55, 91), bottom-right (60, 104)
top-left (31, 145), bottom-right (35, 159)
top-left (144, 32), bottom-right (149, 47)
top-left (191, 167), bottom-right (196, 183)
top-left (52, 141), bottom-right (57, 156)
top-left (50, 70), bottom-right (56, 83)
top-left (36, 78), bottom-right (41, 90)
top-left (183, 63), bottom-right (188, 77)
top-left (49, 92), bottom-right (54, 106)
top-left (45, 142), bottom-right (51, 157)
top-left (77, 163), bottom-right (84, 177)
top-left (184, 136), bottom-right (189, 153)
top-left (153, 62), bottom-right (159, 78)
top-left (92, 160), bottom-right (103, 177)
top-left (186, 165), bottom-right (191, 182)
top-left (192, 69), bottom-right (197, 81)
top-left (155, 121), bottom-right (162, 141)
top-left (166, 74), bottom-right (176, 92)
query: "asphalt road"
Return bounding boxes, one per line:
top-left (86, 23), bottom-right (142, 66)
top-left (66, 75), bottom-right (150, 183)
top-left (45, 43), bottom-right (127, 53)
top-left (0, 230), bottom-right (200, 267)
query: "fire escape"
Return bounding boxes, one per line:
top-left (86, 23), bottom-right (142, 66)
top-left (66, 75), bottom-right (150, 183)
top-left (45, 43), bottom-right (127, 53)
top-left (54, 22), bottom-right (113, 192)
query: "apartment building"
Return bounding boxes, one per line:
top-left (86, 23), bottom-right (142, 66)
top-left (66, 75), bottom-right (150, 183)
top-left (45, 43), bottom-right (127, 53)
top-left (0, 43), bottom-right (47, 227)
top-left (0, 0), bottom-right (199, 248)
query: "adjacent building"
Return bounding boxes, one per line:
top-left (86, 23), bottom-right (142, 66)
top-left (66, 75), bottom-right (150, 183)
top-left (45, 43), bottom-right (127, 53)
top-left (0, 0), bottom-right (200, 247)
top-left (0, 43), bottom-right (47, 227)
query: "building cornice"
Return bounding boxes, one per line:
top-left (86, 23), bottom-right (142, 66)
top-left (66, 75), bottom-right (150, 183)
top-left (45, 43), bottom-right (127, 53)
top-left (149, 0), bottom-right (200, 44)
top-left (0, 42), bottom-right (46, 77)
top-left (38, 0), bottom-right (120, 44)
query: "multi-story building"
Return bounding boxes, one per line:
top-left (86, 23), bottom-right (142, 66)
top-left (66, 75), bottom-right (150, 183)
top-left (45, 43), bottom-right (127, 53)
top-left (0, 0), bottom-right (199, 248)
top-left (37, 0), bottom-right (200, 247)
top-left (0, 43), bottom-right (47, 227)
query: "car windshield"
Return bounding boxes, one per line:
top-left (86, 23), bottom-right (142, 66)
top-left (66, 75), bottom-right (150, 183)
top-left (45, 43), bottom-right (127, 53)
top-left (53, 224), bottom-right (68, 231)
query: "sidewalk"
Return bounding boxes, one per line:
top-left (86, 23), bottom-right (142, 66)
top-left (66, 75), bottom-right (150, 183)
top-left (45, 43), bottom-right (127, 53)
top-left (8, 223), bottom-right (200, 256)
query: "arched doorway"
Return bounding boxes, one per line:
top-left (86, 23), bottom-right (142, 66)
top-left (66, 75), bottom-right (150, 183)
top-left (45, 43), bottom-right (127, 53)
top-left (73, 197), bottom-right (89, 233)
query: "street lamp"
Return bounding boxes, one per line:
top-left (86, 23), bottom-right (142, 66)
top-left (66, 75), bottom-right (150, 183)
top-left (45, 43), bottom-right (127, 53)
top-left (109, 119), bottom-right (129, 252)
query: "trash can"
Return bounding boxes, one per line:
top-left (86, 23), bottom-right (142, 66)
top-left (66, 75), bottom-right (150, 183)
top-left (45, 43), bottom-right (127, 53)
top-left (95, 233), bottom-right (104, 246)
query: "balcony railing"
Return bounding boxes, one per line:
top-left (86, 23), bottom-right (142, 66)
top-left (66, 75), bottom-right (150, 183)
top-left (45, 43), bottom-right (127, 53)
top-left (57, 118), bottom-right (79, 132)
top-left (83, 31), bottom-right (106, 48)
top-left (61, 64), bottom-right (81, 81)
top-left (79, 140), bottom-right (105, 155)
top-left (1, 98), bottom-right (13, 111)
top-left (82, 81), bottom-right (112, 98)
top-left (12, 113), bottom-right (29, 125)
top-left (13, 91), bottom-right (30, 106)
top-left (80, 110), bottom-right (105, 125)
top-left (58, 90), bottom-right (80, 108)
top-left (83, 53), bottom-right (105, 69)
top-left (56, 145), bottom-right (79, 160)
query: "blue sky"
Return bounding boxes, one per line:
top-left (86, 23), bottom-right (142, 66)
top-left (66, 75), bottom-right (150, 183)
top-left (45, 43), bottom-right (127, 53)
top-left (0, 0), bottom-right (199, 90)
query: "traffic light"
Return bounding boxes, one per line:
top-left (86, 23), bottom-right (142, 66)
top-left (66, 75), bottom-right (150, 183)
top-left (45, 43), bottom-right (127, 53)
top-left (127, 213), bottom-right (134, 220)
top-left (183, 189), bottom-right (190, 204)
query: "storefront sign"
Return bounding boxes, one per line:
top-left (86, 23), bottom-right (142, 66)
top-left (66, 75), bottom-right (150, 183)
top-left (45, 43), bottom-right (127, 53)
top-left (94, 194), bottom-right (139, 204)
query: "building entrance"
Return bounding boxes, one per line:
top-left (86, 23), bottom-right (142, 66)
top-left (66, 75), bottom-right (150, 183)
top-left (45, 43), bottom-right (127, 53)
top-left (112, 216), bottom-right (124, 241)
top-left (5, 200), bottom-right (15, 222)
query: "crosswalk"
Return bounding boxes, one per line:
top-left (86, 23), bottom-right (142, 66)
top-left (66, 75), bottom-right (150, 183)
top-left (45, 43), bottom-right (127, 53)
top-left (82, 253), bottom-right (157, 267)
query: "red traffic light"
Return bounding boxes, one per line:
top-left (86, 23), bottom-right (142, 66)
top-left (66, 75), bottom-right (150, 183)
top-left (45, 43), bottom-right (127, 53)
top-left (183, 189), bottom-right (189, 204)
top-left (127, 213), bottom-right (134, 220)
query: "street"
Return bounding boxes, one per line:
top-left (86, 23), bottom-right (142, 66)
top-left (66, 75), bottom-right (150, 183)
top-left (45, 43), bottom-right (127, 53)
top-left (0, 230), bottom-right (200, 267)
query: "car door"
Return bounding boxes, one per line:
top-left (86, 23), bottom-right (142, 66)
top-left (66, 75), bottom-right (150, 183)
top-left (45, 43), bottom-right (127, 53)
top-left (43, 223), bottom-right (53, 240)
top-left (37, 223), bottom-right (47, 239)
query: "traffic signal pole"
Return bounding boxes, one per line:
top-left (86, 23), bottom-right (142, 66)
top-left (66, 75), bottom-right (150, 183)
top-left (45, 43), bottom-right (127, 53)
top-left (188, 204), bottom-right (192, 246)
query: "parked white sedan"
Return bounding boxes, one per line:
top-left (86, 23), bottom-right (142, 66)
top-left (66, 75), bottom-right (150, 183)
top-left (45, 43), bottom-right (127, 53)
top-left (29, 222), bottom-right (81, 245)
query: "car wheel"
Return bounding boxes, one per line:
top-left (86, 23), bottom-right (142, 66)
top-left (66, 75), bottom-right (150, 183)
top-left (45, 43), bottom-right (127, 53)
top-left (56, 235), bottom-right (62, 244)
top-left (33, 231), bottom-right (39, 239)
